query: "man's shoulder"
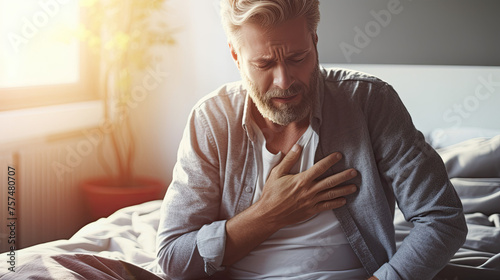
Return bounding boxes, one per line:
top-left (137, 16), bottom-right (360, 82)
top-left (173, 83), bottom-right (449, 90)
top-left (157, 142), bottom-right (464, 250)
top-left (189, 81), bottom-right (247, 130)
top-left (318, 67), bottom-right (401, 113)
top-left (192, 81), bottom-right (246, 112)
top-left (321, 67), bottom-right (387, 86)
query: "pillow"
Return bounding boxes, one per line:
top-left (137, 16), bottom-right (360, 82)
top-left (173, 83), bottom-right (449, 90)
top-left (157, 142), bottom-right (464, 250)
top-left (427, 127), bottom-right (500, 149)
top-left (437, 135), bottom-right (500, 178)
top-left (450, 178), bottom-right (500, 215)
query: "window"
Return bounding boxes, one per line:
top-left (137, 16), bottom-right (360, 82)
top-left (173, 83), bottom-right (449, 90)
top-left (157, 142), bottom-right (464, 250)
top-left (0, 0), bottom-right (98, 111)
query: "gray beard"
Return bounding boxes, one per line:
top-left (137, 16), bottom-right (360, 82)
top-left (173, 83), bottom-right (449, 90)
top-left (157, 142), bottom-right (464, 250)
top-left (242, 65), bottom-right (319, 126)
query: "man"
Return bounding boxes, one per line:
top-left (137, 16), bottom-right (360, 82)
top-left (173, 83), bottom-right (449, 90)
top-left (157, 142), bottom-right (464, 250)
top-left (157, 0), bottom-right (467, 279)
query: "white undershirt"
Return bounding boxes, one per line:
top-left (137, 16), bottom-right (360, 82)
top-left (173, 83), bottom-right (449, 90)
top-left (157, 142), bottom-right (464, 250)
top-left (228, 122), bottom-right (367, 279)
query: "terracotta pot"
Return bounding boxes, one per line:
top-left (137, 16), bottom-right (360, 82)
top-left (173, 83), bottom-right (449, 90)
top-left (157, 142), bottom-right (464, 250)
top-left (81, 177), bottom-right (165, 220)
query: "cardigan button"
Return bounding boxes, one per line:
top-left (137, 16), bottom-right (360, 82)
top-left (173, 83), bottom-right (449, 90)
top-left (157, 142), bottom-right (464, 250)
top-left (244, 187), bottom-right (253, 193)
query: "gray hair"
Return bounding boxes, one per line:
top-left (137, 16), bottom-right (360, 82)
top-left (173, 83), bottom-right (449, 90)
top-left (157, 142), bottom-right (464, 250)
top-left (220, 0), bottom-right (320, 47)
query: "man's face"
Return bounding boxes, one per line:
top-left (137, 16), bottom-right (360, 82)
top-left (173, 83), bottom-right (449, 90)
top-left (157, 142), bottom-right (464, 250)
top-left (231, 17), bottom-right (319, 126)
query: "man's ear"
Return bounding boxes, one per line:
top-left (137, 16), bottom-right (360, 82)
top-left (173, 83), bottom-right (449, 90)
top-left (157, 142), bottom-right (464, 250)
top-left (313, 32), bottom-right (318, 46)
top-left (229, 42), bottom-right (240, 69)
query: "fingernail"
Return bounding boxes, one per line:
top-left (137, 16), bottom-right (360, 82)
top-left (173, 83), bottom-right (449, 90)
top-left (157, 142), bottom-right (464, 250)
top-left (350, 169), bottom-right (357, 176)
top-left (291, 144), bottom-right (300, 153)
top-left (336, 152), bottom-right (342, 159)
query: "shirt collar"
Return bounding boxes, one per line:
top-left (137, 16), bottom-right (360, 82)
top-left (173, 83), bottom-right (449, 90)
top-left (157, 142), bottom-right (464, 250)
top-left (242, 92), bottom-right (258, 142)
top-left (311, 66), bottom-right (325, 132)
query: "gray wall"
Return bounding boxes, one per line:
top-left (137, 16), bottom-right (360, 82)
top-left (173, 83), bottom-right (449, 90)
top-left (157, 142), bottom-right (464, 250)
top-left (317, 0), bottom-right (500, 65)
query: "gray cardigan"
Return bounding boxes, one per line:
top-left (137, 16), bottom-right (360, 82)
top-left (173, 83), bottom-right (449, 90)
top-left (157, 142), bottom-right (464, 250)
top-left (157, 67), bottom-right (467, 280)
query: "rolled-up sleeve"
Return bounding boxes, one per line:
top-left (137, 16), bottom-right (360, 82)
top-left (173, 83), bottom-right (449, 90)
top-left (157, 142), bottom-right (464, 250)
top-left (156, 107), bottom-right (227, 279)
top-left (197, 220), bottom-right (227, 275)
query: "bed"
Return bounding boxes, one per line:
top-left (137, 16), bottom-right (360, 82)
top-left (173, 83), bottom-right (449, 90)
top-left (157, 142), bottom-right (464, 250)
top-left (1, 128), bottom-right (499, 280)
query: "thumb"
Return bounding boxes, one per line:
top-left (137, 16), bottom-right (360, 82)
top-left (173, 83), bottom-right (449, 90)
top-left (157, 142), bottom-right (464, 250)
top-left (272, 144), bottom-right (302, 177)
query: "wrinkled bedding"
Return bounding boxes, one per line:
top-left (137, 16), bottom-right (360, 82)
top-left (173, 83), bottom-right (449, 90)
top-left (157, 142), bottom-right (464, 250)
top-left (0, 200), bottom-right (167, 279)
top-left (1, 134), bottom-right (499, 280)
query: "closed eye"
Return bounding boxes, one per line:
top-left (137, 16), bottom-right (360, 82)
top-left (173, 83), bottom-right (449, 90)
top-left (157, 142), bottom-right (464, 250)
top-left (254, 61), bottom-right (274, 70)
top-left (288, 53), bottom-right (308, 63)
top-left (289, 57), bottom-right (305, 63)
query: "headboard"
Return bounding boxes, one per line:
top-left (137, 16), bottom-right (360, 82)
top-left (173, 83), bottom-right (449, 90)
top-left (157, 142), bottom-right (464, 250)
top-left (317, 0), bottom-right (500, 66)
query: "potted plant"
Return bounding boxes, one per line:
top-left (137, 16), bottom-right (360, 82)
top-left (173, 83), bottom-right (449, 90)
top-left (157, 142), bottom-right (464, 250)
top-left (77, 0), bottom-right (175, 219)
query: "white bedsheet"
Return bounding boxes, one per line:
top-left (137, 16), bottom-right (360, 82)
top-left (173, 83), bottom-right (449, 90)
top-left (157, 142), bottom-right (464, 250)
top-left (0, 200), bottom-right (166, 279)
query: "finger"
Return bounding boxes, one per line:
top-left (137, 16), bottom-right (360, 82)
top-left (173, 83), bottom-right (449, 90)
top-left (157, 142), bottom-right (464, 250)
top-left (311, 168), bottom-right (358, 194)
top-left (314, 197), bottom-right (348, 211)
top-left (314, 184), bottom-right (357, 204)
top-left (271, 144), bottom-right (303, 177)
top-left (302, 152), bottom-right (342, 181)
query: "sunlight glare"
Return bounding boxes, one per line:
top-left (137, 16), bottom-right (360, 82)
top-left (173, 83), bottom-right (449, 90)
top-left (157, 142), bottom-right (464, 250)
top-left (0, 0), bottom-right (80, 88)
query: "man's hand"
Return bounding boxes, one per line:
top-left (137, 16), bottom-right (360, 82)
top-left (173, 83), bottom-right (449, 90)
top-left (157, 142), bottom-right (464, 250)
top-left (255, 144), bottom-right (358, 228)
top-left (223, 144), bottom-right (358, 266)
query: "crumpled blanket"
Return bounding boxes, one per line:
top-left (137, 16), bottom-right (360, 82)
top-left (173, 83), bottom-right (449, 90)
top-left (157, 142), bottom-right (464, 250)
top-left (0, 200), bottom-right (167, 280)
top-left (0, 254), bottom-right (163, 280)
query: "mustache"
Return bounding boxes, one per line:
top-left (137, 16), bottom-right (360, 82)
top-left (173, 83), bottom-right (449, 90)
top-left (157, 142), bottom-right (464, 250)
top-left (265, 83), bottom-right (306, 99)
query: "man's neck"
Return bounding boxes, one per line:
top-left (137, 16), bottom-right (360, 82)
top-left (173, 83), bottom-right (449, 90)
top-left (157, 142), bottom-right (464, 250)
top-left (251, 103), bottom-right (310, 155)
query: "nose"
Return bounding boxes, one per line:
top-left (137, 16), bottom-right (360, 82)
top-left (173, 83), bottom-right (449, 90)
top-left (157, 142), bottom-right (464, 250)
top-left (273, 63), bottom-right (294, 90)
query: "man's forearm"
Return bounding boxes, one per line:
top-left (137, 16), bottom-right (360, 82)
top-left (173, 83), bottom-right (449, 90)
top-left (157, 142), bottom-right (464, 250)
top-left (222, 200), bottom-right (282, 266)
